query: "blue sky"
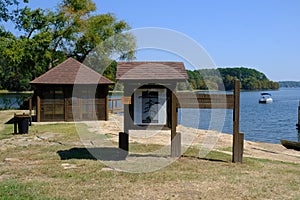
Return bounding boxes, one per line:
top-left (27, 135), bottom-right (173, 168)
top-left (11, 0), bottom-right (300, 81)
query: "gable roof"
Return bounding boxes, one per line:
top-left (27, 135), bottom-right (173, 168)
top-left (116, 62), bottom-right (188, 81)
top-left (30, 57), bottom-right (114, 85)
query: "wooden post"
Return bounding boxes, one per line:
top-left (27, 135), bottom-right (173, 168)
top-left (14, 113), bottom-right (17, 134)
top-left (105, 96), bottom-right (109, 120)
top-left (171, 92), bottom-right (181, 157)
top-left (238, 132), bottom-right (244, 160)
top-left (79, 98), bottom-right (82, 121)
top-left (119, 100), bottom-right (129, 152)
top-left (119, 132), bottom-right (129, 151)
top-left (29, 98), bottom-right (32, 117)
top-left (64, 98), bottom-right (67, 121)
top-left (171, 132), bottom-right (181, 157)
top-left (28, 98), bottom-right (32, 125)
top-left (232, 80), bottom-right (243, 163)
top-left (37, 95), bottom-right (41, 122)
top-left (297, 101), bottom-right (300, 129)
top-left (119, 86), bottom-right (132, 153)
top-left (297, 101), bottom-right (300, 141)
top-left (110, 98), bottom-right (114, 113)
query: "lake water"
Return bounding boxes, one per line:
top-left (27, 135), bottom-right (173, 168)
top-left (2, 89), bottom-right (300, 144)
top-left (179, 88), bottom-right (300, 144)
top-left (0, 93), bottom-right (32, 109)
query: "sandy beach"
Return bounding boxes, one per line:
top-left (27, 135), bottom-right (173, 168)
top-left (85, 113), bottom-right (300, 164)
top-left (1, 110), bottom-right (300, 164)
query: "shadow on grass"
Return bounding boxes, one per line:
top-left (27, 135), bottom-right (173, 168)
top-left (181, 155), bottom-right (229, 163)
top-left (57, 147), bottom-right (128, 161)
top-left (57, 148), bottom-right (173, 161)
top-left (5, 117), bottom-right (15, 124)
top-left (200, 157), bottom-right (229, 163)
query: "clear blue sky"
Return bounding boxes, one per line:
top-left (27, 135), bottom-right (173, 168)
top-left (13, 0), bottom-right (300, 81)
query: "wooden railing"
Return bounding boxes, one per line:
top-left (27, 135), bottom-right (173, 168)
top-left (175, 93), bottom-right (234, 109)
top-left (108, 97), bottom-right (123, 113)
top-left (175, 80), bottom-right (243, 163)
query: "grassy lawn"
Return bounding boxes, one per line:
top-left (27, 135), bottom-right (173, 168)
top-left (0, 121), bottom-right (300, 199)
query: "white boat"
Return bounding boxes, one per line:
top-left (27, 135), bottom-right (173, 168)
top-left (259, 93), bottom-right (273, 104)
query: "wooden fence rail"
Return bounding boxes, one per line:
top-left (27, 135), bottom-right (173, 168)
top-left (110, 80), bottom-right (243, 163)
top-left (176, 80), bottom-right (243, 163)
top-left (176, 93), bottom-right (234, 109)
top-left (108, 98), bottom-right (123, 113)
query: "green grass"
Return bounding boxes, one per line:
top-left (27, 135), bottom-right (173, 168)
top-left (1, 142), bottom-right (300, 199)
top-left (129, 142), bottom-right (166, 153)
top-left (0, 124), bottom-right (14, 140)
top-left (1, 116), bottom-right (300, 199)
top-left (0, 180), bottom-right (63, 200)
top-left (0, 122), bottom-right (82, 140)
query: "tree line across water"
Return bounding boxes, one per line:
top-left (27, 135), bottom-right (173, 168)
top-left (183, 67), bottom-right (279, 91)
top-left (103, 65), bottom-right (280, 91)
top-left (278, 81), bottom-right (300, 88)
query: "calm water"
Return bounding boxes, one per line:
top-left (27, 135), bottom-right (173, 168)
top-left (179, 88), bottom-right (300, 144)
top-left (0, 93), bottom-right (32, 109)
top-left (2, 89), bottom-right (300, 144)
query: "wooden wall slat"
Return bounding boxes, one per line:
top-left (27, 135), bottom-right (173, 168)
top-left (176, 93), bottom-right (234, 109)
top-left (178, 103), bottom-right (234, 109)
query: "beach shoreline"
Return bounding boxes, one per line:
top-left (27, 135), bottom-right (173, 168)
top-left (1, 110), bottom-right (300, 164)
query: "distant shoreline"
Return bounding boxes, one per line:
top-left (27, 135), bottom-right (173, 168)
top-left (0, 87), bottom-right (299, 96)
top-left (278, 81), bottom-right (300, 88)
top-left (0, 90), bottom-right (33, 94)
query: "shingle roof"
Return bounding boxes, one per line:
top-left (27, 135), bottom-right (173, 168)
top-left (30, 57), bottom-right (114, 85)
top-left (116, 62), bottom-right (188, 81)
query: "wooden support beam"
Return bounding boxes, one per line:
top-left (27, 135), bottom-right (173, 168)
top-left (171, 92), bottom-right (181, 157)
top-left (37, 95), bottom-right (41, 122)
top-left (14, 113), bottom-right (17, 134)
top-left (171, 132), bottom-right (181, 157)
top-left (238, 132), bottom-right (244, 161)
top-left (119, 86), bottom-right (134, 153)
top-left (64, 98), bottom-right (68, 121)
top-left (119, 132), bottom-right (129, 152)
top-left (119, 104), bottom-right (130, 152)
top-left (105, 96), bottom-right (109, 121)
top-left (177, 103), bottom-right (234, 109)
top-left (29, 98), bottom-right (32, 117)
top-left (176, 93), bottom-right (234, 109)
top-left (297, 101), bottom-right (300, 129)
top-left (232, 80), bottom-right (243, 163)
top-left (119, 102), bottom-right (130, 152)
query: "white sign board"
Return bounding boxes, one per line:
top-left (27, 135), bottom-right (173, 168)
top-left (134, 88), bottom-right (167, 125)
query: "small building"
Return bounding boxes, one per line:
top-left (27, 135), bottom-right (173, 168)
top-left (116, 62), bottom-right (243, 162)
top-left (116, 61), bottom-right (188, 157)
top-left (30, 57), bottom-right (114, 122)
top-left (117, 61), bottom-right (187, 127)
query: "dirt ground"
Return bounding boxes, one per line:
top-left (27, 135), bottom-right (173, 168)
top-left (86, 114), bottom-right (300, 164)
top-left (1, 110), bottom-right (300, 164)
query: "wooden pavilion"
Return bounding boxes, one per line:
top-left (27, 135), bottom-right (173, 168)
top-left (30, 57), bottom-right (114, 122)
top-left (116, 62), bottom-right (188, 157)
top-left (116, 61), bottom-right (243, 162)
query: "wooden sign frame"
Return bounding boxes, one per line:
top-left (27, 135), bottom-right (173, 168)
top-left (119, 80), bottom-right (243, 163)
top-left (175, 80), bottom-right (243, 163)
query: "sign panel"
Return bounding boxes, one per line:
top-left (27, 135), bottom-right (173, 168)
top-left (134, 88), bottom-right (166, 125)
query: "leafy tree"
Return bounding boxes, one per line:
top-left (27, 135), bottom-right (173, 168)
top-left (186, 67), bottom-right (279, 91)
top-left (0, 0), bottom-right (135, 91)
top-left (279, 81), bottom-right (300, 88)
top-left (0, 0), bottom-right (28, 22)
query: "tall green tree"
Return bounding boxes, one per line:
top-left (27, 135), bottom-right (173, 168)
top-left (0, 0), bottom-right (135, 91)
top-left (186, 67), bottom-right (279, 91)
top-left (0, 0), bottom-right (28, 22)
